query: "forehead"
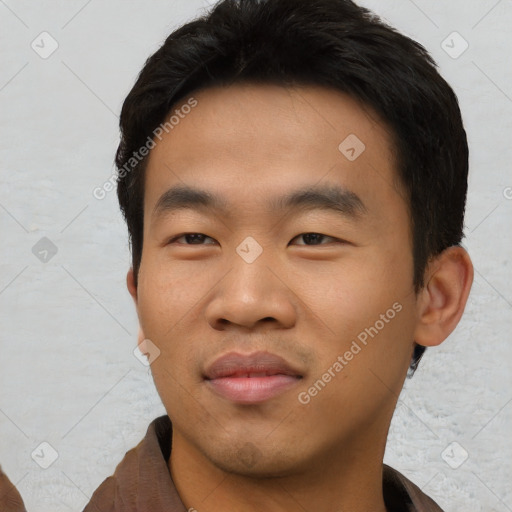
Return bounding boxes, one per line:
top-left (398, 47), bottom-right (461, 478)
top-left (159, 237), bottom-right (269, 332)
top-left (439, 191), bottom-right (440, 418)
top-left (143, 82), bottom-right (404, 222)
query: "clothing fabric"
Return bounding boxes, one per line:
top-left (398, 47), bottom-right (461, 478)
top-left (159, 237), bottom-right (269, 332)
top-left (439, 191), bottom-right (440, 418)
top-left (83, 415), bottom-right (444, 512)
top-left (0, 415), bottom-right (445, 511)
top-left (0, 464), bottom-right (27, 512)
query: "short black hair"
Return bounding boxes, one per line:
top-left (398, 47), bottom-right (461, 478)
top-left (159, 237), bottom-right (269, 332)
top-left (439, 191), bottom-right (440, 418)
top-left (115, 0), bottom-right (469, 375)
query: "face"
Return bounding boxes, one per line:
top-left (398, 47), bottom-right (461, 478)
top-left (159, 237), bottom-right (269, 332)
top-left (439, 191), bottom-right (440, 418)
top-left (130, 83), bottom-right (420, 476)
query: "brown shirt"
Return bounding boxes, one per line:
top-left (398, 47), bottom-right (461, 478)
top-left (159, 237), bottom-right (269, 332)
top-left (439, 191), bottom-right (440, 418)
top-left (0, 465), bottom-right (26, 512)
top-left (0, 415), bottom-right (444, 511)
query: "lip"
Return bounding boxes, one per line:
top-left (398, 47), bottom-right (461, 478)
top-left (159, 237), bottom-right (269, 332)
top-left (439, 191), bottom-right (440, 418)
top-left (203, 351), bottom-right (303, 404)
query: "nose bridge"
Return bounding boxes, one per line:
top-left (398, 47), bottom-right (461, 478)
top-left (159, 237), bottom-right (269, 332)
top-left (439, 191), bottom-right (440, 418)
top-left (227, 236), bottom-right (277, 307)
top-left (205, 237), bottom-right (296, 330)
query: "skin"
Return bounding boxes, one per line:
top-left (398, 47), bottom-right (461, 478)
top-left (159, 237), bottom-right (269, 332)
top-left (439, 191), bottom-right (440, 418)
top-left (127, 83), bottom-right (473, 512)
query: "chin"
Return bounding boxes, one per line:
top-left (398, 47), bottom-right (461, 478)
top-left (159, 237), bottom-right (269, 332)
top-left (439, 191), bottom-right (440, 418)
top-left (206, 443), bottom-right (301, 478)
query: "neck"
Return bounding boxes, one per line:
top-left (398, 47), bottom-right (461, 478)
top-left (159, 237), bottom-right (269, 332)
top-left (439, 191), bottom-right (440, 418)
top-left (168, 429), bottom-right (388, 512)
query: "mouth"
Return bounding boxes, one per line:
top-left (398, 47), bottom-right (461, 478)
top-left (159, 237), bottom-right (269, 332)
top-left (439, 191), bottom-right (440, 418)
top-left (203, 351), bottom-right (303, 404)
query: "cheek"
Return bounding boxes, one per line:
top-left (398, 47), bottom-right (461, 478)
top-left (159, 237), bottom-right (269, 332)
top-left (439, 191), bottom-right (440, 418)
top-left (137, 258), bottom-right (208, 328)
top-left (136, 262), bottom-right (198, 367)
top-left (136, 265), bottom-right (207, 413)
top-left (306, 249), bottom-right (416, 374)
top-left (309, 256), bottom-right (399, 333)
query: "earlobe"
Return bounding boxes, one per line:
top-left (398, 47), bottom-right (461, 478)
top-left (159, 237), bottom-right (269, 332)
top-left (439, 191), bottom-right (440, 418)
top-left (127, 267), bottom-right (138, 304)
top-left (413, 246), bottom-right (474, 348)
top-left (127, 268), bottom-right (147, 345)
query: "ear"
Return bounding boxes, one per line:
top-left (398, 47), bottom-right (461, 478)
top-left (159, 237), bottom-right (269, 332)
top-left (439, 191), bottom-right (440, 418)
top-left (413, 245), bottom-right (473, 347)
top-left (127, 267), bottom-right (146, 346)
top-left (127, 267), bottom-right (138, 304)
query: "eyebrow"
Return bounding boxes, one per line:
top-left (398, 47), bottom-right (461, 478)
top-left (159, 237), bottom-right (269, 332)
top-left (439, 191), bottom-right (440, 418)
top-left (151, 183), bottom-right (368, 223)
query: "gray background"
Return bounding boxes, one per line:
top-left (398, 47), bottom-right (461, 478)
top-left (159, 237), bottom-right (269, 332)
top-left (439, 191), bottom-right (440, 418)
top-left (1, 0), bottom-right (511, 510)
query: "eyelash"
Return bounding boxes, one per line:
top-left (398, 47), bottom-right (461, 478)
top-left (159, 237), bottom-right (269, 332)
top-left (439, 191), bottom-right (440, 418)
top-left (166, 232), bottom-right (343, 246)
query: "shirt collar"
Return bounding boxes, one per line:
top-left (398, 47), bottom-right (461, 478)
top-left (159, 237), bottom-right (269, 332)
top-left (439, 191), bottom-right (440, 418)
top-left (85, 414), bottom-right (444, 512)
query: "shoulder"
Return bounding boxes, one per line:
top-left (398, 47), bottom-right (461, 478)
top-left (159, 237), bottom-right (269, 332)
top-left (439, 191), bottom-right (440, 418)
top-left (383, 464), bottom-right (445, 512)
top-left (0, 464), bottom-right (27, 512)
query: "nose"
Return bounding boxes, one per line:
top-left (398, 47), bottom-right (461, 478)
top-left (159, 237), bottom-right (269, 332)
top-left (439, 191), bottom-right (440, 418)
top-left (205, 247), bottom-right (297, 332)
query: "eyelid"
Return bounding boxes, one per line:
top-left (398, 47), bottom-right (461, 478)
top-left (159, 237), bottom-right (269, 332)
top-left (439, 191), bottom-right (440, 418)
top-left (291, 233), bottom-right (339, 245)
top-left (166, 233), bottom-right (216, 245)
top-left (166, 232), bottom-right (348, 246)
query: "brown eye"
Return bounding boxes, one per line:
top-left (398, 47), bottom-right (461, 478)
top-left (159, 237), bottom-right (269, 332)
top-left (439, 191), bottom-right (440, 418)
top-left (291, 233), bottom-right (338, 245)
top-left (167, 233), bottom-right (216, 245)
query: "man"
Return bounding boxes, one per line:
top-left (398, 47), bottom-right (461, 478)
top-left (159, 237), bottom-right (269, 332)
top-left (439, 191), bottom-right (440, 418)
top-left (1, 0), bottom-right (473, 510)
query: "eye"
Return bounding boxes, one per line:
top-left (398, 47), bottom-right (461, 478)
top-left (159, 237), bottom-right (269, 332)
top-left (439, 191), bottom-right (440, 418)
top-left (167, 233), bottom-right (216, 245)
top-left (290, 233), bottom-right (340, 246)
top-left (166, 232), bottom-right (344, 247)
